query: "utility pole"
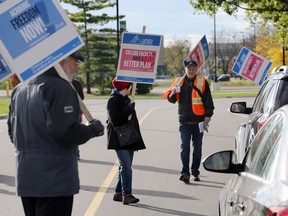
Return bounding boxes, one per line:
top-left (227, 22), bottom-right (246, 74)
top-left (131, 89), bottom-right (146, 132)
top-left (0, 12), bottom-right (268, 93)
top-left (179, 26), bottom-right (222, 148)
top-left (116, 0), bottom-right (120, 60)
top-left (240, 31), bottom-right (244, 47)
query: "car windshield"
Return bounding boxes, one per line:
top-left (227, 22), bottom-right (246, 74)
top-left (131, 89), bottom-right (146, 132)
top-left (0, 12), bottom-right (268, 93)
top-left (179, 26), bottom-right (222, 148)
top-left (244, 112), bottom-right (284, 178)
top-left (273, 80), bottom-right (288, 112)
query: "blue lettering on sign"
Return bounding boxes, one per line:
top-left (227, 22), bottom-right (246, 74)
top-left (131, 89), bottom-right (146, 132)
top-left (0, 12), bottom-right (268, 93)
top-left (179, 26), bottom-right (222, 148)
top-left (0, 0), bottom-right (66, 59)
top-left (122, 33), bottom-right (161, 46)
top-left (20, 37), bottom-right (82, 81)
top-left (232, 47), bottom-right (249, 73)
top-left (117, 75), bottom-right (154, 84)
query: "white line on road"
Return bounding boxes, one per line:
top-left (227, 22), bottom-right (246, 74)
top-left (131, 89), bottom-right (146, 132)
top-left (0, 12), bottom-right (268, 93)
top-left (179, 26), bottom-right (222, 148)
top-left (83, 105), bottom-right (172, 216)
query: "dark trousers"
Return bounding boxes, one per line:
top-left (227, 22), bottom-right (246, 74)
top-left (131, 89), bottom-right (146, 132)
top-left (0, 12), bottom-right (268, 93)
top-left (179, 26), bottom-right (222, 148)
top-left (21, 196), bottom-right (74, 216)
top-left (179, 122), bottom-right (203, 177)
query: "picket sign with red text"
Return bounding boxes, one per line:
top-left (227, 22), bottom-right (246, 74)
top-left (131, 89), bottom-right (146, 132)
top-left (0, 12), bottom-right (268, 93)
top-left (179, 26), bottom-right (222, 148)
top-left (183, 35), bottom-right (210, 73)
top-left (116, 32), bottom-right (163, 84)
top-left (232, 47), bottom-right (272, 86)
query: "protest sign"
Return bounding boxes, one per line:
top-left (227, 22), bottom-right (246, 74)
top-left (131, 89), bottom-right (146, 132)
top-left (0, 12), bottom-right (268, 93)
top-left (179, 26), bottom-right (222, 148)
top-left (232, 47), bottom-right (272, 86)
top-left (0, 0), bottom-right (84, 82)
top-left (183, 35), bottom-right (209, 72)
top-left (116, 32), bottom-right (163, 84)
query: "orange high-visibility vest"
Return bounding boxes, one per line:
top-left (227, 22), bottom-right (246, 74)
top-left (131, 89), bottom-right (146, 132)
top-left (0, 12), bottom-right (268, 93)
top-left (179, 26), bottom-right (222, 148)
top-left (163, 75), bottom-right (206, 116)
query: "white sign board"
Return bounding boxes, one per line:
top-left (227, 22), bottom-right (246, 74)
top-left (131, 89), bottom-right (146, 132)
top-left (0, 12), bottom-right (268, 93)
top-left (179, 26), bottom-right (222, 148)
top-left (116, 32), bottom-right (163, 84)
top-left (183, 35), bottom-right (209, 72)
top-left (232, 47), bottom-right (272, 86)
top-left (0, 0), bottom-right (84, 82)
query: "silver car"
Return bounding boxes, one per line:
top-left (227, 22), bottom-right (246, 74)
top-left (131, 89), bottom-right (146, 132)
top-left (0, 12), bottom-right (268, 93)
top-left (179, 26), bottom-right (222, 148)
top-left (230, 66), bottom-right (288, 162)
top-left (203, 104), bottom-right (288, 215)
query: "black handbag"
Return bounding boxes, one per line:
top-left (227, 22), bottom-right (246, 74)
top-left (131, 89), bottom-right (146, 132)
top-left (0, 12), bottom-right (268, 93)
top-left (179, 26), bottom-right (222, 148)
top-left (114, 120), bottom-right (141, 146)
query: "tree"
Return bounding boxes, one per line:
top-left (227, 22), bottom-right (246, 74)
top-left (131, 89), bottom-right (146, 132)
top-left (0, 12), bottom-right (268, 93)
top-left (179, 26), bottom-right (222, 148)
top-left (60, 0), bottom-right (122, 94)
top-left (164, 39), bottom-right (191, 77)
top-left (255, 26), bottom-right (284, 68)
top-left (187, 0), bottom-right (288, 49)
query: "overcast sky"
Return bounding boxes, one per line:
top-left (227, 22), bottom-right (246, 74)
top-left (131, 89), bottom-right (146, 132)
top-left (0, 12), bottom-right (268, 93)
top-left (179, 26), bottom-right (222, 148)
top-left (60, 0), bottom-right (252, 47)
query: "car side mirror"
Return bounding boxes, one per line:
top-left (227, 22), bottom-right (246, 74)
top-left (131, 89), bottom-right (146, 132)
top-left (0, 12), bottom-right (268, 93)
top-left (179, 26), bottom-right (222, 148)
top-left (230, 102), bottom-right (250, 114)
top-left (203, 150), bottom-right (242, 174)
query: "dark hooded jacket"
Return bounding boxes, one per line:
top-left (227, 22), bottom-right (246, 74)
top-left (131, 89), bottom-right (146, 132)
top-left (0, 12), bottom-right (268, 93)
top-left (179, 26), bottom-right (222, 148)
top-left (106, 91), bottom-right (146, 151)
top-left (7, 68), bottom-right (96, 197)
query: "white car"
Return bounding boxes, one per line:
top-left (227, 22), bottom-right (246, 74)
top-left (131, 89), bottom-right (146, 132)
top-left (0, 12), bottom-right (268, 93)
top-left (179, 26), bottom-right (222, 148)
top-left (203, 104), bottom-right (288, 215)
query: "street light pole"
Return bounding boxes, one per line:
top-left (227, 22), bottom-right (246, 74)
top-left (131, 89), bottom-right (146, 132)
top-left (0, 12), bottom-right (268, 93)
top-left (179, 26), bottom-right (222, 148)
top-left (116, 0), bottom-right (120, 60)
top-left (240, 31), bottom-right (244, 47)
top-left (213, 7), bottom-right (218, 82)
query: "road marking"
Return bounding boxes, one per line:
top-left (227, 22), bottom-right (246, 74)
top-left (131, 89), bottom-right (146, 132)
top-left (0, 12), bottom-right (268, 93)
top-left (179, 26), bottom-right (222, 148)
top-left (83, 104), bottom-right (171, 216)
top-left (83, 160), bottom-right (119, 216)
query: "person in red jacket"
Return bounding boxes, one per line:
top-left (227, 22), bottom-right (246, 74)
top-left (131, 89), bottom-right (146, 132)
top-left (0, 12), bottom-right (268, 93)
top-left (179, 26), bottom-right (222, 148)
top-left (163, 60), bottom-right (214, 183)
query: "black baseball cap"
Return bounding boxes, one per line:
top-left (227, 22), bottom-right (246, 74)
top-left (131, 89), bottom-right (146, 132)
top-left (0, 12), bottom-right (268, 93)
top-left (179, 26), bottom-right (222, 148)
top-left (70, 50), bottom-right (85, 62)
top-left (184, 60), bottom-right (198, 68)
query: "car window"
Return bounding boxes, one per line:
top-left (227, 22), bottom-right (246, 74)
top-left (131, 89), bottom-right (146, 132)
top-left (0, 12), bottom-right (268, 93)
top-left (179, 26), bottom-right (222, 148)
top-left (244, 113), bottom-right (282, 173)
top-left (251, 116), bottom-right (283, 177)
top-left (261, 141), bottom-right (280, 181)
top-left (273, 80), bottom-right (288, 112)
top-left (262, 81), bottom-right (278, 114)
top-left (252, 80), bottom-right (275, 113)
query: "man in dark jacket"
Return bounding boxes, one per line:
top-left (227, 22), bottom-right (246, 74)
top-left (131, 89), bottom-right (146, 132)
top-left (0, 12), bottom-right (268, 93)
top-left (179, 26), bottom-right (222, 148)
top-left (8, 51), bottom-right (104, 216)
top-left (163, 60), bottom-right (214, 183)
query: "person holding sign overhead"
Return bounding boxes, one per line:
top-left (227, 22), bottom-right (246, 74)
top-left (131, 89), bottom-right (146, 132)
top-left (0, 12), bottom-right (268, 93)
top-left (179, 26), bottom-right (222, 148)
top-left (7, 51), bottom-right (105, 216)
top-left (106, 77), bottom-right (146, 205)
top-left (163, 60), bottom-right (214, 183)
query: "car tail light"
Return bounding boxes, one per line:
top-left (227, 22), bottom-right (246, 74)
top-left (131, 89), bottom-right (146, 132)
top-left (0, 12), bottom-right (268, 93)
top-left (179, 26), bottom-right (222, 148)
top-left (267, 207), bottom-right (288, 216)
top-left (258, 116), bottom-right (270, 131)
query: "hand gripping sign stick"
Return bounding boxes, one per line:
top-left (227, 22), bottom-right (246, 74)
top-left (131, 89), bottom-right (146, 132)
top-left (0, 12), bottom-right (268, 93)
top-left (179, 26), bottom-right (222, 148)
top-left (168, 75), bottom-right (185, 98)
top-left (129, 25), bottom-right (146, 103)
top-left (54, 63), bottom-right (93, 122)
top-left (128, 25), bottom-right (146, 120)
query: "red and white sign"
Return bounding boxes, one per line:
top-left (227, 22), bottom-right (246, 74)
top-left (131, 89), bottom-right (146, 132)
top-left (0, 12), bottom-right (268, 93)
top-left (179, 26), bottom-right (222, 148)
top-left (116, 32), bottom-right (163, 84)
top-left (232, 47), bottom-right (272, 86)
top-left (119, 48), bottom-right (157, 73)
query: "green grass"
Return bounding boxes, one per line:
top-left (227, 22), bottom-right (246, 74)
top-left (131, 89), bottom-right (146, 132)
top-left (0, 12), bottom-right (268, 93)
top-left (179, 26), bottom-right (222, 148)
top-left (0, 99), bottom-right (10, 116)
top-left (211, 90), bottom-right (258, 98)
top-left (0, 80), bottom-right (259, 116)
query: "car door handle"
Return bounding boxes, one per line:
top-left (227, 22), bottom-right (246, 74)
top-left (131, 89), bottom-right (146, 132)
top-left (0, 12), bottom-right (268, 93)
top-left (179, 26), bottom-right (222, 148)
top-left (237, 203), bottom-right (245, 211)
top-left (227, 200), bottom-right (234, 207)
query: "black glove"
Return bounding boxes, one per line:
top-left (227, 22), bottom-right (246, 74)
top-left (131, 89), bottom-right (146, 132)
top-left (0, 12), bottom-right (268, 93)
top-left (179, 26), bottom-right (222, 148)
top-left (88, 119), bottom-right (104, 137)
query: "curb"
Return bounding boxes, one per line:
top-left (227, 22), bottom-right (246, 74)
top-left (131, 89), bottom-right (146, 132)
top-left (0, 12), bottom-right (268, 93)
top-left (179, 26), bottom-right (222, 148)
top-left (0, 115), bottom-right (8, 120)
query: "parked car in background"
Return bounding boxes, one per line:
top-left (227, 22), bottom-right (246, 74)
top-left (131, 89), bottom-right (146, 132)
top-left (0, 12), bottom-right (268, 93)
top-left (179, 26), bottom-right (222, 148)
top-left (156, 75), bottom-right (171, 79)
top-left (217, 74), bottom-right (230, 82)
top-left (206, 74), bottom-right (216, 80)
top-left (230, 66), bottom-right (288, 162)
top-left (203, 105), bottom-right (288, 215)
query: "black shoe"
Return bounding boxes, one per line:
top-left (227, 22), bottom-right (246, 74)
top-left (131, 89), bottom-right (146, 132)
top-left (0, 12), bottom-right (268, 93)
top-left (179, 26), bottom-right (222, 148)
top-left (113, 193), bottom-right (122, 202)
top-left (123, 194), bottom-right (139, 205)
top-left (179, 173), bottom-right (190, 183)
top-left (193, 176), bottom-right (200, 181)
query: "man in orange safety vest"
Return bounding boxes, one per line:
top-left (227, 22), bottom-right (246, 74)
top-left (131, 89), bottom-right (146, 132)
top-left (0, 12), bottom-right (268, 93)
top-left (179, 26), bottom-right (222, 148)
top-left (163, 60), bottom-right (214, 183)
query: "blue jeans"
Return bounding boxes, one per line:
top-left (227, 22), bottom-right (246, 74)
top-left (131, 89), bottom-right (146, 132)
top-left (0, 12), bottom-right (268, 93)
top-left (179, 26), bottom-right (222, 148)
top-left (115, 150), bottom-right (134, 196)
top-left (179, 123), bottom-right (203, 177)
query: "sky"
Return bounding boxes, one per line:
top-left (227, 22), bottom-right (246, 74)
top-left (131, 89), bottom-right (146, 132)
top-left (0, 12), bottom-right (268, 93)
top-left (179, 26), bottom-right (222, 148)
top-left (60, 0), bottom-right (253, 47)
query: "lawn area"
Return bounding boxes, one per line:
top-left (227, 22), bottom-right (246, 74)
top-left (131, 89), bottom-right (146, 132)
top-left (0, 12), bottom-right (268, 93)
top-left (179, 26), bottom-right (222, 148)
top-left (0, 99), bottom-right (10, 116)
top-left (0, 87), bottom-right (259, 116)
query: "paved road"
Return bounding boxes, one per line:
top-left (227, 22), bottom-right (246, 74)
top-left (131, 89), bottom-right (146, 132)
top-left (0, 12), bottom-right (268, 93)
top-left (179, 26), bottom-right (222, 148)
top-left (0, 97), bottom-right (254, 216)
